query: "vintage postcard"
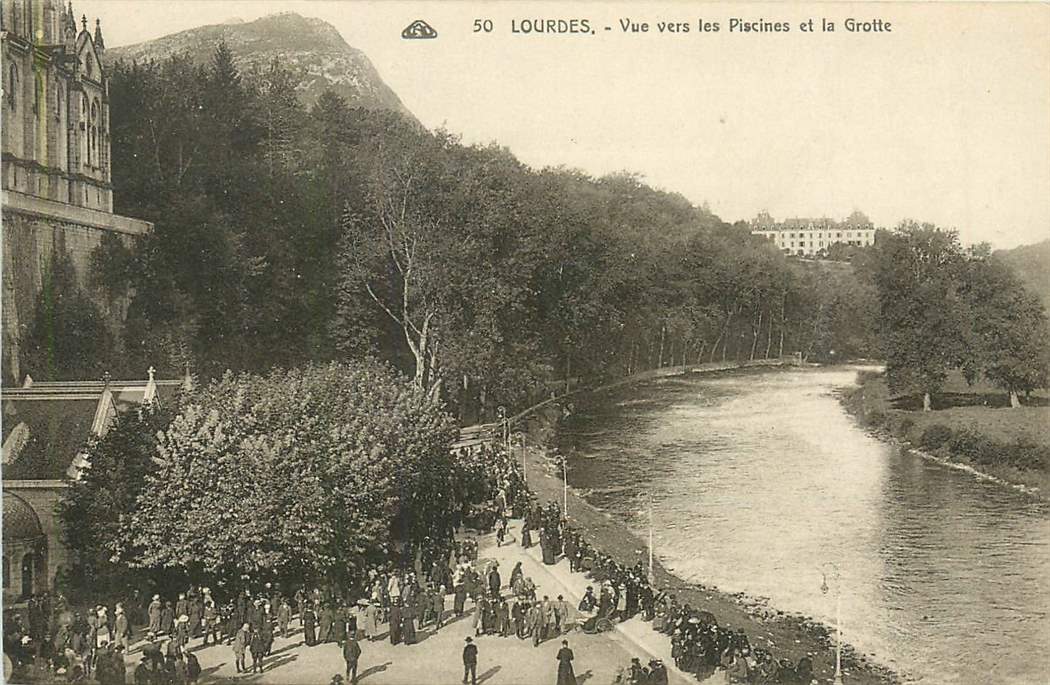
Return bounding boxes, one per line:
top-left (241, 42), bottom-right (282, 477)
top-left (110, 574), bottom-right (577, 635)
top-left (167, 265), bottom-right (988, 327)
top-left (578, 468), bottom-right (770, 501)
top-left (2, 2), bottom-right (1048, 684)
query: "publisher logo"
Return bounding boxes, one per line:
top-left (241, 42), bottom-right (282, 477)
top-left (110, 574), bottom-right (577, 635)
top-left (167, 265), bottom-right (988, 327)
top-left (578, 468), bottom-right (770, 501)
top-left (402, 20), bottom-right (438, 39)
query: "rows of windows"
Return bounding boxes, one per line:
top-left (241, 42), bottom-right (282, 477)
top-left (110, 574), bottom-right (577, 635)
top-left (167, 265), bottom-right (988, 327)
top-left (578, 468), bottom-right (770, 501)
top-left (6, 61), bottom-right (104, 170)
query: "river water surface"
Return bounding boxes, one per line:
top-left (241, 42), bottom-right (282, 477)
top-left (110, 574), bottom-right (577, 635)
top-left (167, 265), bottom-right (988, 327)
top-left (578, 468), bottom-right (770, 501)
top-left (559, 367), bottom-right (1050, 684)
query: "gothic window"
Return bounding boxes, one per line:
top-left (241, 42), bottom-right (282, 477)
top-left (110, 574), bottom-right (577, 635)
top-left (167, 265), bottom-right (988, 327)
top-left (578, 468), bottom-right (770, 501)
top-left (2, 557), bottom-right (9, 588)
top-left (6, 64), bottom-right (16, 110)
top-left (55, 82), bottom-right (62, 120)
top-left (90, 99), bottom-right (98, 166)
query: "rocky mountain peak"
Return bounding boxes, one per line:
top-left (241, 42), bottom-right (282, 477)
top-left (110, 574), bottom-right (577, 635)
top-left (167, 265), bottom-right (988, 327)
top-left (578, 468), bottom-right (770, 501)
top-left (106, 12), bottom-right (413, 118)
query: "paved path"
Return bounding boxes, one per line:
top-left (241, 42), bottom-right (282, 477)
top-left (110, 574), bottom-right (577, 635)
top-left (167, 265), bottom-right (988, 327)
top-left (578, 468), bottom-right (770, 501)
top-left (117, 520), bottom-right (700, 685)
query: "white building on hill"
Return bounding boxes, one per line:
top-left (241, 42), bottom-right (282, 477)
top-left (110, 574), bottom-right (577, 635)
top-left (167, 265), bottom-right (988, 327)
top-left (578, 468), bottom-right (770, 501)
top-left (750, 211), bottom-right (877, 257)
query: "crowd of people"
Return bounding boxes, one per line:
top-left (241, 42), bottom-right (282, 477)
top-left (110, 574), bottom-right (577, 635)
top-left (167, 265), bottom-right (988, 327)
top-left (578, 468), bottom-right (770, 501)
top-left (3, 437), bottom-right (826, 685)
top-left (513, 453), bottom-right (825, 684)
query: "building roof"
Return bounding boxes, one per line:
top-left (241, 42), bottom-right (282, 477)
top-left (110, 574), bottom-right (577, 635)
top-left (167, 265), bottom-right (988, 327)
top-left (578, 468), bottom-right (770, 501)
top-left (3, 492), bottom-right (44, 543)
top-left (1, 374), bottom-right (182, 482)
top-left (2, 396), bottom-right (99, 480)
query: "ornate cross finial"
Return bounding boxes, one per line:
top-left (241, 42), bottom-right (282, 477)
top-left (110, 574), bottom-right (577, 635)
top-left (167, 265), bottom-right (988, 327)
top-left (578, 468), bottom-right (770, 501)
top-left (81, 14), bottom-right (87, 31)
top-left (102, 370), bottom-right (112, 386)
top-left (147, 366), bottom-right (156, 382)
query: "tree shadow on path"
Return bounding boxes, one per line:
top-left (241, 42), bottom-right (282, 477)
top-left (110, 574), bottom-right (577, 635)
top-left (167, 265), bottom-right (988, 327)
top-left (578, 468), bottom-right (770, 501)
top-left (358, 661), bottom-right (393, 681)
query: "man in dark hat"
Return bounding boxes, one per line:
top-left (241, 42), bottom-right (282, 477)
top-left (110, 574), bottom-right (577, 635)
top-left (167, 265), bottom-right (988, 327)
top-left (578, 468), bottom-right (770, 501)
top-left (342, 635), bottom-right (362, 684)
top-left (462, 636), bottom-right (478, 685)
top-left (486, 563), bottom-right (501, 599)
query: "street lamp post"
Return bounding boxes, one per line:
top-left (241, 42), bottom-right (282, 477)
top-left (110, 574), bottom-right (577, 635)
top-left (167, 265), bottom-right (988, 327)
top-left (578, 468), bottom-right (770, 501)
top-left (512, 432), bottom-right (526, 483)
top-left (820, 563), bottom-right (845, 685)
top-left (648, 493), bottom-right (655, 585)
top-left (562, 454), bottom-right (569, 518)
top-left (496, 405), bottom-right (508, 452)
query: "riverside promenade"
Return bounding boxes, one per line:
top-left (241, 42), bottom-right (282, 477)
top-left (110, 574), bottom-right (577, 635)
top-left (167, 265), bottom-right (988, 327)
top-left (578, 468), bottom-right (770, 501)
top-left (118, 520), bottom-right (699, 685)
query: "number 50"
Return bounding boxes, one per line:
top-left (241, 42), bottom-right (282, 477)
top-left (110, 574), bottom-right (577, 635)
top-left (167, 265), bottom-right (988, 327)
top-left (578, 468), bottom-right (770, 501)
top-left (473, 19), bottom-right (493, 32)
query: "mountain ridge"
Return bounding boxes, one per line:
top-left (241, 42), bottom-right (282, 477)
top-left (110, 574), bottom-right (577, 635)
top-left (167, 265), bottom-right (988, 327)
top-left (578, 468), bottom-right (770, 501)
top-left (107, 12), bottom-right (414, 119)
top-left (995, 238), bottom-right (1050, 312)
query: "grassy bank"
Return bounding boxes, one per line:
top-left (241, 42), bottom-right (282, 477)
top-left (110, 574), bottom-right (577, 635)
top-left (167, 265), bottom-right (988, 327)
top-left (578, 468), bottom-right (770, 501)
top-left (841, 370), bottom-right (1050, 497)
top-left (517, 397), bottom-right (899, 685)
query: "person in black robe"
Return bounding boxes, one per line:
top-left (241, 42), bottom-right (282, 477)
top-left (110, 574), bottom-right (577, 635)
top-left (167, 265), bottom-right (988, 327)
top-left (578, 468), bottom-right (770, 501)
top-left (160, 601), bottom-right (175, 636)
top-left (556, 640), bottom-right (577, 685)
top-left (302, 605), bottom-right (317, 646)
top-left (331, 606), bottom-right (347, 643)
top-left (318, 605), bottom-right (334, 643)
top-left (260, 607), bottom-right (274, 655)
top-left (402, 602), bottom-right (417, 645)
top-left (487, 565), bottom-right (501, 598)
top-left (388, 603), bottom-right (402, 645)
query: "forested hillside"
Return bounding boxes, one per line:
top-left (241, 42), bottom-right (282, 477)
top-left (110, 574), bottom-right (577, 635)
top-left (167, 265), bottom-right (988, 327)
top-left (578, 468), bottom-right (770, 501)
top-left (996, 239), bottom-right (1050, 312)
top-left (28, 44), bottom-right (881, 419)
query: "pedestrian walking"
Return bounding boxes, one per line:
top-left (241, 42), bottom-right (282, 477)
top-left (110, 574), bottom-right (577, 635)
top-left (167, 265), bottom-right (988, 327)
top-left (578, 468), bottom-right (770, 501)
top-left (362, 601), bottom-right (379, 641)
top-left (277, 599), bottom-right (292, 638)
top-left (529, 602), bottom-right (544, 646)
top-left (556, 640), bottom-right (577, 685)
top-left (232, 624), bottom-right (248, 673)
top-left (432, 586), bottom-right (446, 631)
top-left (186, 652), bottom-right (201, 684)
top-left (113, 605), bottom-right (129, 653)
top-left (148, 595), bottom-right (162, 634)
top-left (487, 563), bottom-right (501, 598)
top-left (388, 602), bottom-right (402, 645)
top-left (303, 604), bottom-right (317, 646)
top-left (462, 636), bottom-right (478, 685)
top-left (342, 636), bottom-right (362, 684)
top-left (513, 598), bottom-right (527, 639)
top-left (249, 629), bottom-right (266, 673)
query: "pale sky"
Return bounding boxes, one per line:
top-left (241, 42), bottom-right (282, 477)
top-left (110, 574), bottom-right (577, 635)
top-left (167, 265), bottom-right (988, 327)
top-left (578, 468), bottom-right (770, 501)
top-left (87, 1), bottom-right (1050, 249)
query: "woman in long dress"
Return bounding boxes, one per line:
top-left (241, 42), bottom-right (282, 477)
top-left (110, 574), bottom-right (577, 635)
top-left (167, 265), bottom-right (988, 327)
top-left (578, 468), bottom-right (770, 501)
top-left (302, 606), bottom-right (317, 646)
top-left (362, 602), bottom-right (379, 641)
top-left (556, 640), bottom-right (577, 685)
top-left (510, 562), bottom-right (524, 594)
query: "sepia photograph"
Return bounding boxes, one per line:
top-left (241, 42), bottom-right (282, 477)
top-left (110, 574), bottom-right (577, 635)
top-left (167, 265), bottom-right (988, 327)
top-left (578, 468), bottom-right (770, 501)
top-left (1, 1), bottom-right (1048, 683)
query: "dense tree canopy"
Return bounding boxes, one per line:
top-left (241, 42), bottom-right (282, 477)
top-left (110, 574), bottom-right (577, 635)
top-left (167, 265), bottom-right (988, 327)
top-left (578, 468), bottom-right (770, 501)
top-left (870, 222), bottom-right (1050, 408)
top-left (57, 404), bottom-right (172, 598)
top-left (99, 43), bottom-right (881, 419)
top-left (117, 361), bottom-right (459, 591)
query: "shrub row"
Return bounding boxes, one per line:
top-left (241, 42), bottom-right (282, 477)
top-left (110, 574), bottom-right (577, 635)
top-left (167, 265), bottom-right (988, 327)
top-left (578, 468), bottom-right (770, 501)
top-left (919, 424), bottom-right (1050, 472)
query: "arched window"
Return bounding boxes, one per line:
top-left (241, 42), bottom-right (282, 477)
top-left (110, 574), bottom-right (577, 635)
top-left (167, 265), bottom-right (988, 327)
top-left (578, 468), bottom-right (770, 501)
top-left (2, 557), bottom-right (9, 588)
top-left (55, 82), bottom-right (62, 120)
top-left (7, 63), bottom-right (17, 110)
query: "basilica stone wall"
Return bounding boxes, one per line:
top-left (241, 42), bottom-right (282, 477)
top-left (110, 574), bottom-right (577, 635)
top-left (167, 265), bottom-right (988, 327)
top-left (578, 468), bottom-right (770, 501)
top-left (2, 189), bottom-right (150, 383)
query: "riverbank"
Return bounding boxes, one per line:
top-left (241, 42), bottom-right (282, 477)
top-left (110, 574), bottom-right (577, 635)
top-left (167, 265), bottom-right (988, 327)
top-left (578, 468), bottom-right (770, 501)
top-left (840, 370), bottom-right (1050, 500)
top-left (514, 370), bottom-right (900, 685)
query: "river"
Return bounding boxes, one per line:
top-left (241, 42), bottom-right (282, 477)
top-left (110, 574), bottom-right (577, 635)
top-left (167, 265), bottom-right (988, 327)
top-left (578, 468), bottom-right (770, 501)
top-left (558, 366), bottom-right (1050, 684)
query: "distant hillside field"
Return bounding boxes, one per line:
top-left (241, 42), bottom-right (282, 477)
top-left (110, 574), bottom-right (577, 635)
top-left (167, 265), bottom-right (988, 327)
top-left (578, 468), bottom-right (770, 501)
top-left (996, 239), bottom-right (1050, 311)
top-left (107, 12), bottom-right (414, 119)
